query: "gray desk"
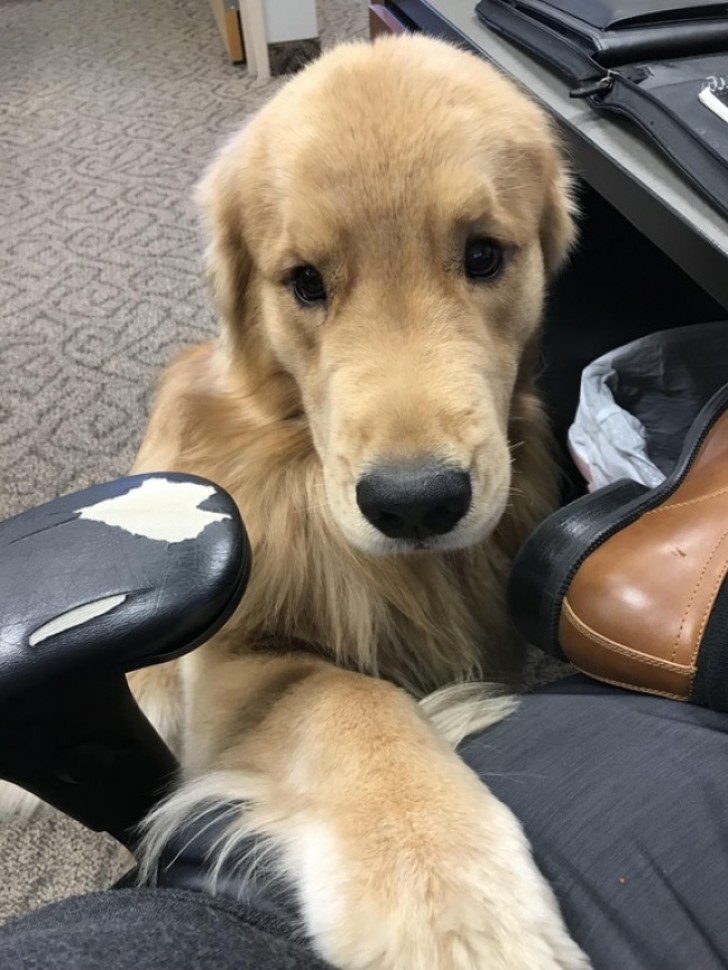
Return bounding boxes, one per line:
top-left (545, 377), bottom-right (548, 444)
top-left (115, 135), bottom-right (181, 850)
top-left (385, 0), bottom-right (728, 310)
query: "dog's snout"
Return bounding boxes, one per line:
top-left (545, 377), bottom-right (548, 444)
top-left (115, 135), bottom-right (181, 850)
top-left (356, 464), bottom-right (471, 540)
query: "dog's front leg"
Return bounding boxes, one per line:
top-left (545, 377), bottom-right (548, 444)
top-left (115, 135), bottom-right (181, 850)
top-left (143, 651), bottom-right (589, 970)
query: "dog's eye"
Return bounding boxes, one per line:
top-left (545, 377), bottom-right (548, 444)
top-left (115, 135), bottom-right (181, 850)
top-left (464, 238), bottom-right (504, 281)
top-left (292, 265), bottom-right (327, 306)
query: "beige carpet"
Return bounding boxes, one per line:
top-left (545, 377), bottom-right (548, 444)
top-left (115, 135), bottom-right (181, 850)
top-left (0, 0), bottom-right (368, 924)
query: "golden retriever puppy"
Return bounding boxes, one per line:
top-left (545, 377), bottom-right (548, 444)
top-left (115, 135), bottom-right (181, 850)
top-left (130, 34), bottom-right (588, 970)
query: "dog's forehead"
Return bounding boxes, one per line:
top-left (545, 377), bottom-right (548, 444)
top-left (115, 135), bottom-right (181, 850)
top-left (277, 67), bottom-right (534, 176)
top-left (237, 39), bottom-right (559, 265)
top-left (267, 118), bottom-right (544, 256)
top-left (258, 44), bottom-right (552, 229)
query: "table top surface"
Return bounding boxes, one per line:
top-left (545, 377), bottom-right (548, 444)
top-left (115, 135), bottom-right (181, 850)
top-left (400, 0), bottom-right (728, 307)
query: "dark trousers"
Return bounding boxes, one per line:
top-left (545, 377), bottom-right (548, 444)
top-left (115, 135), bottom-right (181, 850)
top-left (2, 677), bottom-right (727, 970)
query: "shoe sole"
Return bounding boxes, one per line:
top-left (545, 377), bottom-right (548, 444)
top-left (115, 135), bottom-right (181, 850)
top-left (507, 381), bottom-right (728, 659)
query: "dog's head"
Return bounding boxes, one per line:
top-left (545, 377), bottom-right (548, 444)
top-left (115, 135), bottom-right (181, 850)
top-left (198, 36), bottom-right (574, 556)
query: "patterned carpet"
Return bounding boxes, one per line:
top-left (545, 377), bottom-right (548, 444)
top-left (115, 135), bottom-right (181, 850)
top-left (0, 0), bottom-right (368, 923)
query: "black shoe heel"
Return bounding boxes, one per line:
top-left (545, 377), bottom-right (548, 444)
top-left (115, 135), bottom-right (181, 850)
top-left (507, 479), bottom-right (649, 658)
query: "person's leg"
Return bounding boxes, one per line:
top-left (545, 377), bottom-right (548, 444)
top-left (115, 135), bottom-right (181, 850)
top-left (4, 677), bottom-right (725, 970)
top-left (459, 676), bottom-right (728, 970)
top-left (0, 887), bottom-right (331, 970)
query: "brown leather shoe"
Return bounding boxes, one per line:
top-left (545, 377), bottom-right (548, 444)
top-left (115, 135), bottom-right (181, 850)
top-left (508, 382), bottom-right (728, 709)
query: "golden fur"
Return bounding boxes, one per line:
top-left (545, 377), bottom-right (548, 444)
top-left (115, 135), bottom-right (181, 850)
top-left (128, 34), bottom-right (587, 970)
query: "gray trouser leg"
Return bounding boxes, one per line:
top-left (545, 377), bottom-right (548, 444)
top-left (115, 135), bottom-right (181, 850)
top-left (0, 888), bottom-right (331, 970)
top-left (460, 676), bottom-right (728, 970)
top-left (3, 676), bottom-right (726, 970)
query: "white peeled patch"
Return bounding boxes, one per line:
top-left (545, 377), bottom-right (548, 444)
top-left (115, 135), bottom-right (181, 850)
top-left (29, 593), bottom-right (127, 647)
top-left (76, 478), bottom-right (230, 543)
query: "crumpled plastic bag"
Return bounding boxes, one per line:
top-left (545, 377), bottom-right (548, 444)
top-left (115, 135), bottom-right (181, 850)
top-left (568, 320), bottom-right (728, 491)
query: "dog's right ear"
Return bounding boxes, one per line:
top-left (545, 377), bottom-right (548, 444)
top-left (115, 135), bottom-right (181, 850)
top-left (195, 131), bottom-right (253, 333)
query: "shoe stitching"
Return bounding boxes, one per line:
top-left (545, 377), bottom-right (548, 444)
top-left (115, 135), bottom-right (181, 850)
top-left (567, 661), bottom-right (686, 701)
top-left (645, 485), bottom-right (728, 514)
top-left (562, 599), bottom-right (692, 671)
top-left (671, 528), bottom-right (728, 663)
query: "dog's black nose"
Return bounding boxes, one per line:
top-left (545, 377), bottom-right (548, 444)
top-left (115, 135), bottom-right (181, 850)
top-left (356, 465), bottom-right (471, 540)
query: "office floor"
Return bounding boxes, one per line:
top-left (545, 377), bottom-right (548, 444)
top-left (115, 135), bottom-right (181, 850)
top-left (0, 0), bottom-right (368, 923)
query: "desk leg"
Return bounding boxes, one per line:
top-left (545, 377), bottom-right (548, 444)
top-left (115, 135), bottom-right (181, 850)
top-left (239, 0), bottom-right (270, 79)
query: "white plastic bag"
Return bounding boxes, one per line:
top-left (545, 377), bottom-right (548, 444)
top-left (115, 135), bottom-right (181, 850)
top-left (568, 320), bottom-right (728, 491)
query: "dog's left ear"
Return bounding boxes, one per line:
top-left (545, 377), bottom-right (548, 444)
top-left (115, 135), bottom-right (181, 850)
top-left (540, 159), bottom-right (577, 276)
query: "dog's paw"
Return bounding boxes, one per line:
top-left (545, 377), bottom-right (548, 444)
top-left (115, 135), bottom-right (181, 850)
top-left (0, 780), bottom-right (45, 820)
top-left (291, 767), bottom-right (590, 970)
